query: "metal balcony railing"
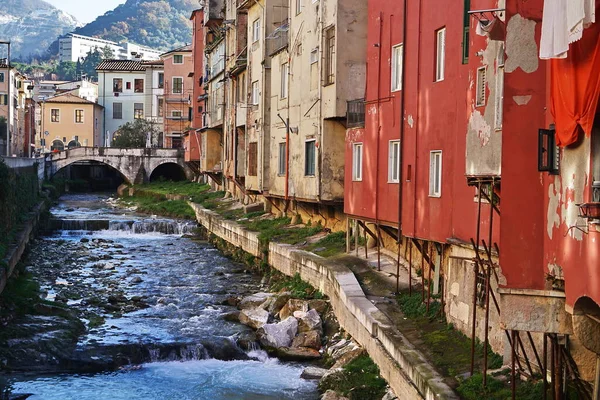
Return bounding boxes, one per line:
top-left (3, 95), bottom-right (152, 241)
top-left (347, 99), bottom-right (365, 128)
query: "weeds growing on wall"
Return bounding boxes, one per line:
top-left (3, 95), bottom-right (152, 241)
top-left (0, 160), bottom-right (39, 261)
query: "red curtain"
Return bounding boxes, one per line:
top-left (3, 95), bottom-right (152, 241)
top-left (551, 19), bottom-right (600, 147)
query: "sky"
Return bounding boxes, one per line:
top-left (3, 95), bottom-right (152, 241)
top-left (44, 0), bottom-right (126, 23)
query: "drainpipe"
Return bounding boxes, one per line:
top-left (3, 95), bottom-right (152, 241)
top-left (397, 0), bottom-right (408, 249)
top-left (317, 0), bottom-right (324, 205)
top-left (413, 0), bottom-right (423, 239)
top-left (374, 12), bottom-right (383, 259)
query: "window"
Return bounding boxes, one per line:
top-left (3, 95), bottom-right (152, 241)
top-left (324, 26), bottom-right (335, 85)
top-left (158, 98), bottom-right (164, 117)
top-left (0, 94), bottom-right (8, 105)
top-left (389, 140), bottom-right (400, 183)
top-left (158, 72), bottom-right (164, 88)
top-left (113, 102), bottom-right (123, 119)
top-left (476, 67), bottom-right (486, 107)
top-left (253, 19), bottom-right (261, 43)
top-left (435, 28), bottom-right (446, 82)
top-left (172, 110), bottom-right (182, 118)
top-left (134, 79), bottom-right (144, 93)
top-left (391, 44), bottom-right (403, 92)
top-left (305, 140), bottom-right (316, 176)
top-left (0, 73), bottom-right (4, 83)
top-left (51, 139), bottom-right (64, 151)
top-left (462, 0), bottom-right (471, 64)
top-left (251, 81), bottom-right (259, 105)
top-left (174, 54), bottom-right (183, 64)
top-left (237, 74), bottom-right (246, 102)
top-left (75, 109), bottom-right (84, 123)
top-left (429, 151), bottom-right (442, 197)
top-left (248, 142), bottom-right (258, 176)
top-left (126, 82), bottom-right (132, 90)
top-left (296, 0), bottom-right (302, 14)
top-left (310, 48), bottom-right (319, 64)
top-left (495, 47), bottom-right (505, 130)
top-left (352, 143), bottom-right (363, 181)
top-left (173, 77), bottom-right (183, 94)
top-left (281, 63), bottom-right (288, 99)
top-left (134, 103), bottom-right (144, 119)
top-left (278, 142), bottom-right (286, 176)
top-left (538, 128), bottom-right (559, 174)
top-left (51, 109), bottom-right (60, 122)
top-left (113, 78), bottom-right (123, 93)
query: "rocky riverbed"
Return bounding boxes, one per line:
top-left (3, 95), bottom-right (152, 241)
top-left (0, 194), bottom-right (319, 399)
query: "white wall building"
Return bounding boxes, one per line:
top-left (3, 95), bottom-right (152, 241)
top-left (97, 60), bottom-right (164, 147)
top-left (59, 34), bottom-right (162, 63)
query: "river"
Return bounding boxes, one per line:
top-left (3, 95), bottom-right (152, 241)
top-left (1, 194), bottom-right (319, 399)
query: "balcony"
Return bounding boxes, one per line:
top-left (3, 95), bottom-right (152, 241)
top-left (346, 99), bottom-right (365, 128)
top-left (267, 21), bottom-right (289, 56)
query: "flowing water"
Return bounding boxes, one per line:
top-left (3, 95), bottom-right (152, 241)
top-left (2, 194), bottom-right (319, 399)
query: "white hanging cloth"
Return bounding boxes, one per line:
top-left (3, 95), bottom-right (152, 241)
top-left (540, 0), bottom-right (596, 59)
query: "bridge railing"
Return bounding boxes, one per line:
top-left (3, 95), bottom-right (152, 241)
top-left (48, 147), bottom-right (183, 162)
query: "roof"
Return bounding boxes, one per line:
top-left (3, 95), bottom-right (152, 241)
top-left (96, 59), bottom-right (146, 72)
top-left (160, 44), bottom-right (192, 57)
top-left (142, 60), bottom-right (165, 66)
top-left (43, 93), bottom-right (102, 107)
top-left (0, 62), bottom-right (13, 69)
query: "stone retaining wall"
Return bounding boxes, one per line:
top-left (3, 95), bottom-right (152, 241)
top-left (190, 201), bottom-right (458, 400)
top-left (0, 201), bottom-right (47, 294)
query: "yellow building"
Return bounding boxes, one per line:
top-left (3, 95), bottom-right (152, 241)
top-left (40, 93), bottom-right (104, 152)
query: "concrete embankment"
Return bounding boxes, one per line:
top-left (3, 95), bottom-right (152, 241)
top-left (0, 200), bottom-right (48, 294)
top-left (189, 201), bottom-right (458, 400)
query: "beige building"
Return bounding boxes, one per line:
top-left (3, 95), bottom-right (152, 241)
top-left (266, 0), bottom-right (367, 223)
top-left (40, 93), bottom-right (104, 152)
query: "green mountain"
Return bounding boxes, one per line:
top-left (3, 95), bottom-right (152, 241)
top-left (72, 0), bottom-right (198, 52)
top-left (0, 0), bottom-right (81, 60)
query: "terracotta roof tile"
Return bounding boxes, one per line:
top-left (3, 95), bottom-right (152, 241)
top-left (96, 59), bottom-right (146, 72)
top-left (44, 93), bottom-right (102, 106)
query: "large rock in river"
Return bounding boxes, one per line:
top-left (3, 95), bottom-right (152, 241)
top-left (239, 308), bottom-right (269, 329)
top-left (291, 330), bottom-right (321, 350)
top-left (238, 293), bottom-right (272, 310)
top-left (257, 316), bottom-right (298, 348)
top-left (298, 309), bottom-right (323, 334)
top-left (279, 299), bottom-right (308, 320)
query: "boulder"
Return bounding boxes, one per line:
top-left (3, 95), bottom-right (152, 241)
top-left (331, 341), bottom-right (360, 360)
top-left (300, 366), bottom-right (329, 380)
top-left (263, 292), bottom-right (291, 315)
top-left (276, 346), bottom-right (321, 361)
top-left (223, 311), bottom-right (240, 322)
top-left (381, 389), bottom-right (398, 400)
top-left (298, 309), bottom-right (322, 334)
top-left (238, 293), bottom-right (272, 310)
top-left (320, 390), bottom-right (349, 400)
top-left (222, 296), bottom-right (240, 307)
top-left (257, 317), bottom-right (298, 349)
top-left (291, 330), bottom-right (321, 350)
top-left (279, 299), bottom-right (309, 320)
top-left (308, 299), bottom-right (328, 314)
top-left (239, 308), bottom-right (269, 329)
top-left (331, 348), bottom-right (365, 370)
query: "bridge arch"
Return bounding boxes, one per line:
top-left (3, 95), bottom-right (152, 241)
top-left (47, 147), bottom-right (191, 185)
top-left (149, 162), bottom-right (187, 182)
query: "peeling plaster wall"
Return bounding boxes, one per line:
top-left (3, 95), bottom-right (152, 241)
top-left (466, 38), bottom-right (504, 177)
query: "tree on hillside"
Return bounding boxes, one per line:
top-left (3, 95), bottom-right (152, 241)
top-left (55, 61), bottom-right (77, 81)
top-left (102, 46), bottom-right (115, 59)
top-left (80, 49), bottom-right (104, 81)
top-left (112, 119), bottom-right (160, 148)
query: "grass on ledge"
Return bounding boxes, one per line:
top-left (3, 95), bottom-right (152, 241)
top-left (396, 292), bottom-right (503, 379)
top-left (133, 181), bottom-right (211, 198)
top-left (269, 272), bottom-right (324, 299)
top-left (121, 195), bottom-right (196, 220)
top-left (303, 231), bottom-right (346, 257)
top-left (318, 354), bottom-right (388, 400)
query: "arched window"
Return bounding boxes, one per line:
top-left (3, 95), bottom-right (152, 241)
top-left (67, 140), bottom-right (81, 149)
top-left (51, 140), bottom-right (64, 151)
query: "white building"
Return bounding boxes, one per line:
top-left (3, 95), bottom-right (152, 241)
top-left (55, 80), bottom-right (99, 103)
top-left (59, 34), bottom-right (122, 63)
top-left (97, 60), bottom-right (164, 147)
top-left (59, 33), bottom-right (162, 63)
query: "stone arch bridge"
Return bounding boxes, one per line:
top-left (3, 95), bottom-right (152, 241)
top-left (47, 147), bottom-right (193, 184)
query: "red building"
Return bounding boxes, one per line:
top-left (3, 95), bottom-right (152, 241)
top-left (185, 9), bottom-right (206, 169)
top-left (346, 0), bottom-right (600, 387)
top-left (499, 0), bottom-right (600, 384)
top-left (345, 0), bottom-right (502, 355)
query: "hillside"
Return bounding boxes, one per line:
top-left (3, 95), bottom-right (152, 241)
top-left (72, 0), bottom-right (197, 52)
top-left (0, 0), bottom-right (81, 60)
